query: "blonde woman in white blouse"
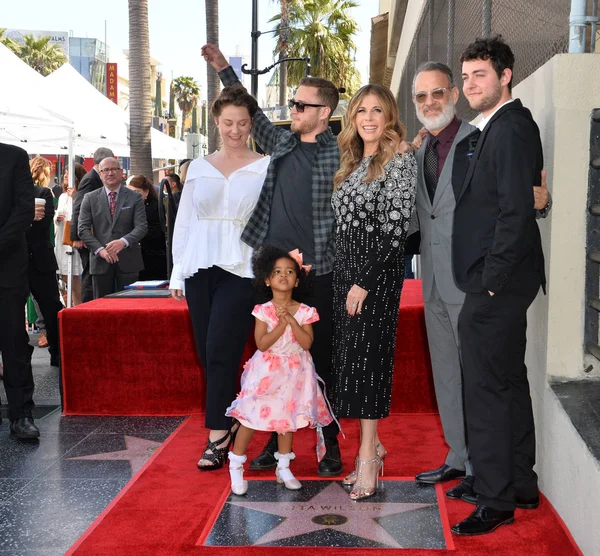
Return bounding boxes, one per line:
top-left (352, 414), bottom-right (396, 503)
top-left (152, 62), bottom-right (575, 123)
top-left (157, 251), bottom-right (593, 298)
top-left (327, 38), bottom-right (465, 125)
top-left (54, 163), bottom-right (86, 305)
top-left (170, 85), bottom-right (270, 471)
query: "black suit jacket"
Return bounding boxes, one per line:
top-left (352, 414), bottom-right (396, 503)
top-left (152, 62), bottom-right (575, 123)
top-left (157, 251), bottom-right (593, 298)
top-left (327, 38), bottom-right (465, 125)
top-left (0, 143), bottom-right (35, 288)
top-left (70, 167), bottom-right (103, 241)
top-left (26, 186), bottom-right (58, 273)
top-left (452, 99), bottom-right (545, 295)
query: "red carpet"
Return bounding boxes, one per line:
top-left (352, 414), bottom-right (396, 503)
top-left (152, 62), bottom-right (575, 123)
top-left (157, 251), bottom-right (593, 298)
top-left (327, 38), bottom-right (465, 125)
top-left (60, 279), bottom-right (436, 415)
top-left (66, 414), bottom-right (581, 556)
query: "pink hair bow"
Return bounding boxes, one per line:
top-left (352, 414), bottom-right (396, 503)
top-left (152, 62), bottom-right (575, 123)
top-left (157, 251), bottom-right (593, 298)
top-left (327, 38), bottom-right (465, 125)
top-left (289, 249), bottom-right (312, 274)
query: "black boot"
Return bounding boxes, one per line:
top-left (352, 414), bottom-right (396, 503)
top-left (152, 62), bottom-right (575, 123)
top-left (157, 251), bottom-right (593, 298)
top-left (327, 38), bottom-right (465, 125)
top-left (317, 436), bottom-right (343, 476)
top-left (249, 432), bottom-right (278, 470)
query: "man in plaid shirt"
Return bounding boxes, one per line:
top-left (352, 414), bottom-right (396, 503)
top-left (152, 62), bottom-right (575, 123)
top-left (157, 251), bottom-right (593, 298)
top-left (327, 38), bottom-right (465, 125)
top-left (203, 44), bottom-right (342, 476)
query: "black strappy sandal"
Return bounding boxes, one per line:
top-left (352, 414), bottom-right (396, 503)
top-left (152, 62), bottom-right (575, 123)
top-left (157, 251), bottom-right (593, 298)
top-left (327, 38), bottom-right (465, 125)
top-left (196, 421), bottom-right (240, 471)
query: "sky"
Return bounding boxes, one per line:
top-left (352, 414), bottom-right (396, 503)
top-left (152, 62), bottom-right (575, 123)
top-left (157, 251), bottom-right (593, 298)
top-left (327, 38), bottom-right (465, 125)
top-left (2, 0), bottom-right (378, 101)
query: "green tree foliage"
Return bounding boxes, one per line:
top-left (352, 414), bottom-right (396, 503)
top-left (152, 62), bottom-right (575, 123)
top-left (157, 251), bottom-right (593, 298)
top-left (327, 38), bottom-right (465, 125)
top-left (172, 76), bottom-right (200, 139)
top-left (270, 0), bottom-right (361, 99)
top-left (13, 34), bottom-right (68, 76)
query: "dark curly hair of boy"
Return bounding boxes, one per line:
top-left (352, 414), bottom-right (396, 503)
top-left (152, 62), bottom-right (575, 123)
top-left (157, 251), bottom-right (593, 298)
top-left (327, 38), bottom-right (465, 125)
top-left (251, 245), bottom-right (311, 301)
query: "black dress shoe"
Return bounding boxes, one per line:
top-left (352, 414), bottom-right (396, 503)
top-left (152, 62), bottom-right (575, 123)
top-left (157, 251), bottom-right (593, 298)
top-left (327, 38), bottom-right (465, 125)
top-left (461, 491), bottom-right (478, 505)
top-left (249, 432), bottom-right (278, 470)
top-left (415, 464), bottom-right (465, 484)
top-left (451, 504), bottom-right (514, 536)
top-left (446, 476), bottom-right (475, 499)
top-left (516, 495), bottom-right (540, 510)
top-left (462, 492), bottom-right (540, 510)
top-left (10, 417), bottom-right (40, 439)
top-left (317, 436), bottom-right (342, 477)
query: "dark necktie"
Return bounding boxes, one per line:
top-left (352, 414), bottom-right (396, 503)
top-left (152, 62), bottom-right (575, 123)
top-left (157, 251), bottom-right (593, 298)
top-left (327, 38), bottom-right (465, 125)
top-left (109, 191), bottom-right (117, 218)
top-left (424, 137), bottom-right (439, 203)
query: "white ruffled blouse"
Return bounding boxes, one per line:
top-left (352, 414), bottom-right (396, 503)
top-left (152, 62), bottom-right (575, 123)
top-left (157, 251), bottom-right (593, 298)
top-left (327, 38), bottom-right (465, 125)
top-left (169, 155), bottom-right (270, 290)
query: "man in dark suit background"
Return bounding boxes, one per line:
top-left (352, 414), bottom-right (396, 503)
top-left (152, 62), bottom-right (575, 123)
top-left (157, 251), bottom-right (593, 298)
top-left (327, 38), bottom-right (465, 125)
top-left (27, 185), bottom-right (63, 368)
top-left (70, 147), bottom-right (114, 302)
top-left (450, 36), bottom-right (545, 536)
top-left (0, 143), bottom-right (40, 439)
top-left (78, 157), bottom-right (148, 298)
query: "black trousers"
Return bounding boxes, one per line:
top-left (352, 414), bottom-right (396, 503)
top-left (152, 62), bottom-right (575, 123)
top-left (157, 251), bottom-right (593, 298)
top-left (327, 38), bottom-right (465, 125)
top-left (0, 285), bottom-right (35, 421)
top-left (303, 272), bottom-right (338, 438)
top-left (185, 267), bottom-right (255, 431)
top-left (92, 267), bottom-right (138, 299)
top-left (78, 247), bottom-right (94, 303)
top-left (459, 286), bottom-right (539, 511)
top-left (28, 267), bottom-right (62, 362)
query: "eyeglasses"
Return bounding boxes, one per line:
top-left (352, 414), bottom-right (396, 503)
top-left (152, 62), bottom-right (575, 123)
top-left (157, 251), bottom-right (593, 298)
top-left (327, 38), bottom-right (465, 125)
top-left (288, 99), bottom-right (326, 113)
top-left (100, 167), bottom-right (121, 174)
top-left (414, 88), bottom-right (450, 104)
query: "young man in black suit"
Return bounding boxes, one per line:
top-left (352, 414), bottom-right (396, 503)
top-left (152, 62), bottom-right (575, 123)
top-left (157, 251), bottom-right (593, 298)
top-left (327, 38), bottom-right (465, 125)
top-left (70, 147), bottom-right (114, 303)
top-left (0, 142), bottom-right (40, 439)
top-left (451, 36), bottom-right (545, 536)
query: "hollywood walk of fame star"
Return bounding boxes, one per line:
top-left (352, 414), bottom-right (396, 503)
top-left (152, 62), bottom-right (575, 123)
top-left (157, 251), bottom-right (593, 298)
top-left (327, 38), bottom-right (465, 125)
top-left (67, 435), bottom-right (161, 475)
top-left (227, 481), bottom-right (434, 548)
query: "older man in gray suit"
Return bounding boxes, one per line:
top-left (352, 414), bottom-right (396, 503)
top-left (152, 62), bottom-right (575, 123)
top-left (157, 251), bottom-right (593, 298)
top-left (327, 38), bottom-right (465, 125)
top-left (78, 157), bottom-right (148, 298)
top-left (411, 62), bottom-right (550, 501)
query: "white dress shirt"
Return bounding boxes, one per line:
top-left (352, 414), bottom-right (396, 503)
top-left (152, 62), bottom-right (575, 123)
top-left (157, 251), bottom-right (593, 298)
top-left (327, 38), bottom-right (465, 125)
top-left (476, 98), bottom-right (515, 131)
top-left (169, 155), bottom-right (270, 290)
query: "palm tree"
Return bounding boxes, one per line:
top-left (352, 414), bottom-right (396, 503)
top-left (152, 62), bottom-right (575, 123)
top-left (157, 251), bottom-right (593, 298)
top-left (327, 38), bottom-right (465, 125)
top-left (271, 0), bottom-right (361, 99)
top-left (276, 0), bottom-right (290, 118)
top-left (172, 76), bottom-right (200, 140)
top-left (0, 28), bottom-right (21, 55)
top-left (128, 0), bottom-right (153, 179)
top-left (205, 0), bottom-right (220, 153)
top-left (15, 34), bottom-right (68, 76)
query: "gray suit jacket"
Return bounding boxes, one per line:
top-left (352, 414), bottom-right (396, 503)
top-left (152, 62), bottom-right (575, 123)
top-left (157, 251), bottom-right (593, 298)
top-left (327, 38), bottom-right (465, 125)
top-left (415, 120), bottom-right (475, 304)
top-left (78, 186), bottom-right (148, 275)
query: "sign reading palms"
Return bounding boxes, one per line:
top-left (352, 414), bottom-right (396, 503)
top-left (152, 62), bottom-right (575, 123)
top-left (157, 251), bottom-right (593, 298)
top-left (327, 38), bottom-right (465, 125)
top-left (271, 0), bottom-right (361, 98)
top-left (172, 77), bottom-right (200, 140)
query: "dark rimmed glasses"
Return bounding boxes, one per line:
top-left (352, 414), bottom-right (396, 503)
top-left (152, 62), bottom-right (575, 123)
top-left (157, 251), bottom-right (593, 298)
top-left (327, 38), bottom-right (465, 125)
top-left (413, 87), bottom-right (451, 104)
top-left (288, 99), bottom-right (326, 113)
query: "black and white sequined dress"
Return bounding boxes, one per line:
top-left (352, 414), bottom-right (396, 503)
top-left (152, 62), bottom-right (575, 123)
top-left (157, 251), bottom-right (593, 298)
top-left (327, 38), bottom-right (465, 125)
top-left (331, 153), bottom-right (417, 419)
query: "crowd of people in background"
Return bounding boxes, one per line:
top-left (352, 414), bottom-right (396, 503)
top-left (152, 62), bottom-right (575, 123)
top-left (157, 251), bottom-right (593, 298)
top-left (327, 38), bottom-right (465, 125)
top-left (0, 142), bottom-right (188, 440)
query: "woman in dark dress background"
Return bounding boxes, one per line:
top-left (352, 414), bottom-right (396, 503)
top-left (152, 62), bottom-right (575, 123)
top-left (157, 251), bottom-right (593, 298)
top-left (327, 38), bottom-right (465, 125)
top-left (126, 175), bottom-right (167, 280)
top-left (331, 84), bottom-right (417, 500)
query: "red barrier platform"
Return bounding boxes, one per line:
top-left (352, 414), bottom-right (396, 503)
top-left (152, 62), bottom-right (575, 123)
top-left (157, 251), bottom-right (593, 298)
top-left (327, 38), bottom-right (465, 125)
top-left (59, 280), bottom-right (436, 415)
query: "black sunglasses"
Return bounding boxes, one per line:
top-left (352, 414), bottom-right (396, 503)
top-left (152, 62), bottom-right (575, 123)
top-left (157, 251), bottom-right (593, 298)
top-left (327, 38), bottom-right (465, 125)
top-left (288, 99), bottom-right (326, 113)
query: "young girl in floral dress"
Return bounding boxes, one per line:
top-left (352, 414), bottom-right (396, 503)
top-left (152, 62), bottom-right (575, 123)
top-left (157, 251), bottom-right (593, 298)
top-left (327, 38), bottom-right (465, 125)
top-left (226, 246), bottom-right (334, 496)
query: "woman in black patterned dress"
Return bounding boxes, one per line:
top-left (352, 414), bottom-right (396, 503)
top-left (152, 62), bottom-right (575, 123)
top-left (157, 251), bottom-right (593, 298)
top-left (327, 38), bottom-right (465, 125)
top-left (331, 84), bottom-right (417, 500)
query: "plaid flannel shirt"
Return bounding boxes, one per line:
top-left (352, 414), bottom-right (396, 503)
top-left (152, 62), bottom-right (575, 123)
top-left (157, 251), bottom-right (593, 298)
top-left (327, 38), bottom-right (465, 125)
top-left (220, 66), bottom-right (339, 275)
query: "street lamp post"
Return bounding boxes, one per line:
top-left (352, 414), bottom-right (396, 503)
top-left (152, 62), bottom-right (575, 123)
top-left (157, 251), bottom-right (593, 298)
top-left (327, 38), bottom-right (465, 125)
top-left (244, 0), bottom-right (310, 100)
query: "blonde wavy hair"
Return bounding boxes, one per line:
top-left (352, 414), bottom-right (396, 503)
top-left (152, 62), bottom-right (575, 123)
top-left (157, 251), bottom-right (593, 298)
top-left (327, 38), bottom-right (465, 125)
top-left (334, 84), bottom-right (406, 190)
top-left (30, 156), bottom-right (52, 187)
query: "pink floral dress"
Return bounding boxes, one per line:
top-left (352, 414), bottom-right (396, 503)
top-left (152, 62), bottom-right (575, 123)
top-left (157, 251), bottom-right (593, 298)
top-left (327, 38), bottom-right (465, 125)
top-left (226, 302), bottom-right (333, 436)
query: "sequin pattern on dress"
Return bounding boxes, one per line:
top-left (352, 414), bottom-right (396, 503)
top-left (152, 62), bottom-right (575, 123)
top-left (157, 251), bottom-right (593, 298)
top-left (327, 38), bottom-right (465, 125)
top-left (331, 152), bottom-right (417, 419)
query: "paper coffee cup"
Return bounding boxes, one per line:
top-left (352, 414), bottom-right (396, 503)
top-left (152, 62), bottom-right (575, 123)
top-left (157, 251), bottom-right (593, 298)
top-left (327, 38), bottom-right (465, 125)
top-left (34, 198), bottom-right (46, 206)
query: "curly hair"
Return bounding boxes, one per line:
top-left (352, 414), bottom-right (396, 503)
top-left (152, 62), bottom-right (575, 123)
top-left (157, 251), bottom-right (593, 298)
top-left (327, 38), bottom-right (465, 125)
top-left (460, 35), bottom-right (515, 91)
top-left (30, 156), bottom-right (52, 187)
top-left (334, 84), bottom-right (406, 190)
top-left (211, 84), bottom-right (259, 119)
top-left (251, 245), bottom-right (310, 301)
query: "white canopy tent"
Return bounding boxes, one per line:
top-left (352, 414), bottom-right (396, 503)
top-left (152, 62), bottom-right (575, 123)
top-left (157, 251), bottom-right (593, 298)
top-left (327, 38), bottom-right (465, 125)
top-left (0, 43), bottom-right (187, 159)
top-left (0, 43), bottom-right (75, 150)
top-left (44, 63), bottom-right (187, 159)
